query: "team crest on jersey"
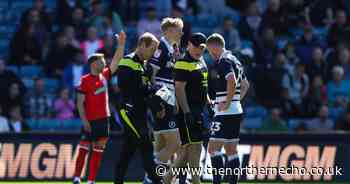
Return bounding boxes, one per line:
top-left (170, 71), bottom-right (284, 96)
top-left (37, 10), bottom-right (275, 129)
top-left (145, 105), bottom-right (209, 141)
top-left (154, 49), bottom-right (161, 58)
top-left (169, 121), bottom-right (176, 128)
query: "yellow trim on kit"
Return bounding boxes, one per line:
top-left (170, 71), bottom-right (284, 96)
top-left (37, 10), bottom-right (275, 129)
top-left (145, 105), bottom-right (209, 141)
top-left (120, 109), bottom-right (141, 138)
top-left (174, 61), bottom-right (197, 71)
top-left (118, 59), bottom-right (143, 71)
top-left (185, 126), bottom-right (203, 145)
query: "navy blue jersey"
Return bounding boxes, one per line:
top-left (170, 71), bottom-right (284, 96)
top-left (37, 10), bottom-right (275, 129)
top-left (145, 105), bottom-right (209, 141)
top-left (212, 50), bottom-right (246, 115)
top-left (148, 37), bottom-right (176, 91)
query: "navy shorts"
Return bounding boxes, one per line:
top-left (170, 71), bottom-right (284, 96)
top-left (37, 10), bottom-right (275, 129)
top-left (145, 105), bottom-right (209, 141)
top-left (177, 107), bottom-right (204, 145)
top-left (153, 104), bottom-right (177, 133)
top-left (209, 114), bottom-right (243, 143)
top-left (81, 117), bottom-right (110, 141)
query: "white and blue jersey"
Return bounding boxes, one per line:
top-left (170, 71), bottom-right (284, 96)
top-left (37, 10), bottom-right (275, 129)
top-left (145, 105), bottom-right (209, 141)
top-left (213, 50), bottom-right (246, 116)
top-left (209, 50), bottom-right (246, 143)
top-left (148, 37), bottom-right (176, 92)
top-left (148, 37), bottom-right (178, 132)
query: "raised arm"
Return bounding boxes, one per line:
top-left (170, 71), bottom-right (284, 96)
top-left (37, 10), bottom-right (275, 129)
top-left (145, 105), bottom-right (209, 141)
top-left (110, 31), bottom-right (126, 74)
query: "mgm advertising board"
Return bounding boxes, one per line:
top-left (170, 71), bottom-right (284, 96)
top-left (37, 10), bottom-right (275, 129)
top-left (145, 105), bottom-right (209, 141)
top-left (0, 133), bottom-right (349, 182)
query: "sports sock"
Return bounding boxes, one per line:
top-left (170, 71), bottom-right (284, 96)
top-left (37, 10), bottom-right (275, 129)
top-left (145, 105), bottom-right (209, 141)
top-left (225, 154), bottom-right (240, 184)
top-left (73, 143), bottom-right (90, 178)
top-left (87, 147), bottom-right (104, 182)
top-left (211, 151), bottom-right (225, 184)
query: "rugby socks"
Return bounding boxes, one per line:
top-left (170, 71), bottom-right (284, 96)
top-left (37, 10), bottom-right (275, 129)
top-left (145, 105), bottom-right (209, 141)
top-left (73, 142), bottom-right (90, 178)
top-left (87, 147), bottom-right (104, 182)
top-left (225, 154), bottom-right (240, 184)
top-left (211, 151), bottom-right (225, 184)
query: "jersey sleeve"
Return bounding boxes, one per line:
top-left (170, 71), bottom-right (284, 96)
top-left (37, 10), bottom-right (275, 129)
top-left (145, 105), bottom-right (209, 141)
top-left (218, 59), bottom-right (236, 81)
top-left (76, 77), bottom-right (88, 94)
top-left (102, 67), bottom-right (112, 80)
top-left (174, 61), bottom-right (191, 82)
top-left (148, 48), bottom-right (163, 70)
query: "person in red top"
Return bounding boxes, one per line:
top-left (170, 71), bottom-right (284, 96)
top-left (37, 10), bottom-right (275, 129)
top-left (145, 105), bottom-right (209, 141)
top-left (73, 31), bottom-right (126, 184)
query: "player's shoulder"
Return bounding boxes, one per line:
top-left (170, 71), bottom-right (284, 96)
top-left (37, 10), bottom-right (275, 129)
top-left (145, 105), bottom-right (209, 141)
top-left (81, 73), bottom-right (91, 81)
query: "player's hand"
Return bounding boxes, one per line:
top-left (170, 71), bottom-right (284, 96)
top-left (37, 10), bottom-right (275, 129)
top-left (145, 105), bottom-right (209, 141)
top-left (218, 102), bottom-right (230, 112)
top-left (156, 107), bottom-right (166, 119)
top-left (116, 31), bottom-right (126, 46)
top-left (83, 121), bottom-right (91, 132)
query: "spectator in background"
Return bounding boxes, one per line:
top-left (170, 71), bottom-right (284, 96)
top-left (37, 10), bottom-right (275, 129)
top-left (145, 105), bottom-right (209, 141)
top-left (111, 0), bottom-right (139, 23)
top-left (326, 43), bottom-right (350, 80)
top-left (328, 46), bottom-right (350, 81)
top-left (306, 105), bottom-right (334, 132)
top-left (283, 0), bottom-right (307, 28)
top-left (21, 0), bottom-right (52, 32)
top-left (238, 1), bottom-right (262, 41)
top-left (256, 52), bottom-right (287, 107)
top-left (88, 0), bottom-right (123, 37)
top-left (0, 59), bottom-right (26, 107)
top-left (336, 105), bottom-right (350, 131)
top-left (7, 105), bottom-right (30, 133)
top-left (254, 27), bottom-right (278, 66)
top-left (137, 6), bottom-right (161, 38)
top-left (63, 49), bottom-right (89, 89)
top-left (0, 105), bottom-right (9, 133)
top-left (104, 10), bottom-right (124, 37)
top-left (69, 7), bottom-right (88, 41)
top-left (282, 63), bottom-right (309, 112)
top-left (88, 0), bottom-right (106, 37)
top-left (214, 16), bottom-right (241, 52)
top-left (56, 0), bottom-right (83, 26)
top-left (97, 35), bottom-right (117, 64)
top-left (306, 47), bottom-right (327, 80)
top-left (327, 9), bottom-right (350, 47)
top-left (45, 31), bottom-right (76, 78)
top-left (3, 83), bottom-right (26, 117)
top-left (327, 66), bottom-right (350, 107)
top-left (9, 23), bottom-right (42, 65)
top-left (80, 26), bottom-right (104, 60)
top-left (260, 0), bottom-right (287, 36)
top-left (283, 42), bottom-right (300, 74)
top-left (295, 24), bottom-right (321, 65)
top-left (304, 75), bottom-right (327, 117)
top-left (54, 88), bottom-right (75, 120)
top-left (26, 78), bottom-right (52, 119)
top-left (20, 8), bottom-right (49, 48)
top-left (258, 108), bottom-right (289, 132)
top-left (63, 25), bottom-right (80, 48)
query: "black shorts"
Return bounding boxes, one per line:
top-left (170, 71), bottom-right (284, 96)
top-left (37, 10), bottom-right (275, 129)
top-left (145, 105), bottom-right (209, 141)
top-left (177, 107), bottom-right (204, 145)
top-left (81, 117), bottom-right (110, 142)
top-left (153, 104), bottom-right (177, 133)
top-left (209, 114), bottom-right (243, 143)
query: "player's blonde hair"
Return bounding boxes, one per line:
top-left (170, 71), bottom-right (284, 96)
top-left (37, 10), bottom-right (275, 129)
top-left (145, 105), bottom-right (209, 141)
top-left (137, 32), bottom-right (159, 47)
top-left (160, 17), bottom-right (184, 32)
top-left (206, 33), bottom-right (225, 48)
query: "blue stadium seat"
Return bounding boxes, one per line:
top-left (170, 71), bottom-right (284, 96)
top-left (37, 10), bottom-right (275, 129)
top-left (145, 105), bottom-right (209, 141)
top-left (314, 27), bottom-right (328, 41)
top-left (21, 77), bottom-right (34, 89)
top-left (287, 118), bottom-right (311, 130)
top-left (245, 106), bottom-right (267, 118)
top-left (19, 65), bottom-right (43, 78)
top-left (7, 65), bottom-right (19, 74)
top-left (241, 40), bottom-right (253, 49)
top-left (329, 107), bottom-right (345, 120)
top-left (243, 118), bottom-right (263, 129)
top-left (36, 119), bottom-right (62, 131)
top-left (62, 119), bottom-right (82, 131)
top-left (27, 119), bottom-right (38, 129)
top-left (43, 78), bottom-right (60, 93)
